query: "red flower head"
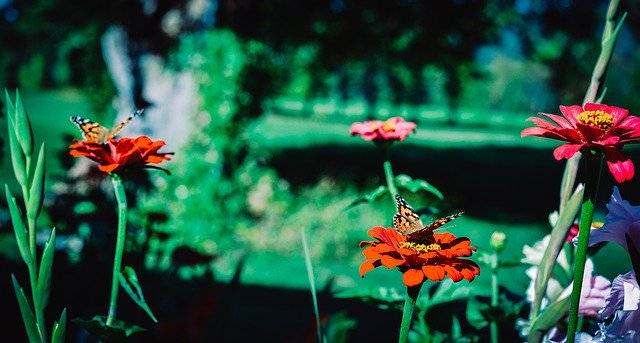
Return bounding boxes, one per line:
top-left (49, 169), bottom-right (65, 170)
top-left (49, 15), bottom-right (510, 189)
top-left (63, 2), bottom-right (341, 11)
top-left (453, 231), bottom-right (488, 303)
top-left (521, 103), bottom-right (640, 183)
top-left (350, 117), bottom-right (416, 142)
top-left (359, 227), bottom-right (480, 287)
top-left (69, 136), bottom-right (172, 174)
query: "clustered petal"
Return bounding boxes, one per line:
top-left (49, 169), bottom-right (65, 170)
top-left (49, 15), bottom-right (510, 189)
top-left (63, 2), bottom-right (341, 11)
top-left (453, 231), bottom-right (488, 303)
top-left (522, 103), bottom-right (640, 183)
top-left (69, 136), bottom-right (172, 174)
top-left (350, 117), bottom-right (417, 142)
top-left (359, 227), bottom-right (479, 287)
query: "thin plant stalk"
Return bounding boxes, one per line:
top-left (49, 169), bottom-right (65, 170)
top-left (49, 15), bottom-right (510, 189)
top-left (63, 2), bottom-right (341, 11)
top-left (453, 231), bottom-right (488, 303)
top-left (490, 253), bottom-right (499, 343)
top-left (383, 147), bottom-right (398, 199)
top-left (301, 228), bottom-right (324, 343)
top-left (566, 152), bottom-right (603, 342)
top-left (106, 174), bottom-right (128, 326)
top-left (398, 285), bottom-right (421, 343)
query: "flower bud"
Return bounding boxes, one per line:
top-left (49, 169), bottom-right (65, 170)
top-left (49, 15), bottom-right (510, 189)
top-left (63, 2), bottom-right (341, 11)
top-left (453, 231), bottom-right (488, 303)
top-left (490, 231), bottom-right (506, 252)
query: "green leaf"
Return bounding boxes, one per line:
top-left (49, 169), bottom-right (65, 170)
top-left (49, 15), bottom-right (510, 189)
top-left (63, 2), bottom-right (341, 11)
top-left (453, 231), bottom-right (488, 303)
top-left (394, 174), bottom-right (444, 200)
top-left (427, 278), bottom-right (472, 308)
top-left (27, 143), bottom-right (45, 220)
top-left (334, 286), bottom-right (404, 310)
top-left (4, 88), bottom-right (15, 120)
top-left (346, 185), bottom-right (388, 208)
top-left (527, 297), bottom-right (570, 343)
top-left (14, 90), bottom-right (34, 157)
top-left (51, 308), bottom-right (67, 343)
top-left (532, 184), bottom-right (583, 318)
top-left (465, 297), bottom-right (489, 329)
top-left (11, 275), bottom-right (41, 343)
top-left (7, 115), bottom-right (27, 186)
top-left (5, 185), bottom-right (32, 266)
top-left (119, 266), bottom-right (158, 323)
top-left (72, 316), bottom-right (145, 341)
top-left (35, 228), bottom-right (56, 312)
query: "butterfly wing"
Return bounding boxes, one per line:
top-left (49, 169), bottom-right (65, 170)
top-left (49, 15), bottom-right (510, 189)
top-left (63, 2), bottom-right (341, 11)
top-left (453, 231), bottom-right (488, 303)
top-left (106, 109), bottom-right (144, 140)
top-left (393, 194), bottom-right (424, 235)
top-left (406, 211), bottom-right (464, 242)
top-left (70, 116), bottom-right (109, 144)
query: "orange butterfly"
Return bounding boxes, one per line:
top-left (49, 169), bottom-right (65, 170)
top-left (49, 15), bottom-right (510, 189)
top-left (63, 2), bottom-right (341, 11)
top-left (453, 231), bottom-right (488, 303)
top-left (393, 194), bottom-right (463, 242)
top-left (70, 109), bottom-right (143, 144)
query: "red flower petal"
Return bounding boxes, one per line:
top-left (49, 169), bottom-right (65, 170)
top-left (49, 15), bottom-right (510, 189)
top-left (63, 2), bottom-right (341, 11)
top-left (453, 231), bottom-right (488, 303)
top-left (541, 113), bottom-right (573, 129)
top-left (381, 255), bottom-right (405, 269)
top-left (359, 261), bottom-right (377, 277)
top-left (444, 265), bottom-right (464, 282)
top-left (607, 157), bottom-right (635, 183)
top-left (362, 246), bottom-right (382, 259)
top-left (402, 269), bottom-right (424, 287)
top-left (559, 105), bottom-right (583, 125)
top-left (553, 143), bottom-right (583, 160)
top-left (422, 265), bottom-right (445, 281)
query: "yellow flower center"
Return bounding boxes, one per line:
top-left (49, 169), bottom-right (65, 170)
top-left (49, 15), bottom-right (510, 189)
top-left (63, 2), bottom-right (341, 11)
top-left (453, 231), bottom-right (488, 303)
top-left (401, 241), bottom-right (441, 253)
top-left (576, 110), bottom-right (614, 130)
top-left (382, 120), bottom-right (396, 132)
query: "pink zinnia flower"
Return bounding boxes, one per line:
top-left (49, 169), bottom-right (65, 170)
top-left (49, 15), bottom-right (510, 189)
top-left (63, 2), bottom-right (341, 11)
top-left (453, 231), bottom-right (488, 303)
top-left (350, 117), bottom-right (416, 142)
top-left (521, 103), bottom-right (640, 183)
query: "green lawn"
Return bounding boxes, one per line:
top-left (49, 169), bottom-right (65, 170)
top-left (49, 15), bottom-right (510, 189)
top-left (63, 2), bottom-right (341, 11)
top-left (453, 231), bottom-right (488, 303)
top-left (247, 113), bottom-right (558, 152)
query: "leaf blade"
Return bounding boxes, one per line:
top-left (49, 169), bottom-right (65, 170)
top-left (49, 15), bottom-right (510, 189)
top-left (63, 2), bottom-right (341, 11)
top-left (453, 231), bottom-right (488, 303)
top-left (11, 275), bottom-right (41, 343)
top-left (51, 308), bottom-right (67, 343)
top-left (27, 143), bottom-right (45, 220)
top-left (394, 174), bottom-right (444, 200)
top-left (119, 267), bottom-right (158, 323)
top-left (346, 185), bottom-right (388, 209)
top-left (532, 184), bottom-right (584, 319)
top-left (14, 90), bottom-right (34, 156)
top-left (5, 185), bottom-right (33, 266)
top-left (35, 228), bottom-right (56, 312)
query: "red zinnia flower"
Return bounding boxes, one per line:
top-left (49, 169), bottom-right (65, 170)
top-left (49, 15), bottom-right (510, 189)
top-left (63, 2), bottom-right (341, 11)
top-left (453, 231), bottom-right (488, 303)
top-left (521, 103), bottom-right (640, 183)
top-left (350, 117), bottom-right (416, 142)
top-left (69, 136), bottom-right (172, 174)
top-left (359, 227), bottom-right (479, 287)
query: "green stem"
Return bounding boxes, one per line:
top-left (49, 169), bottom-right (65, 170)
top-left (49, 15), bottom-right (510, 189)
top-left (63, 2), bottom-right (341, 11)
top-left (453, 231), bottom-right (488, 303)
top-left (21, 156), bottom-right (46, 341)
top-left (490, 253), bottom-right (499, 343)
top-left (566, 152), bottom-right (602, 342)
top-left (106, 174), bottom-right (127, 327)
top-left (383, 146), bottom-right (398, 199)
top-left (398, 285), bottom-right (421, 343)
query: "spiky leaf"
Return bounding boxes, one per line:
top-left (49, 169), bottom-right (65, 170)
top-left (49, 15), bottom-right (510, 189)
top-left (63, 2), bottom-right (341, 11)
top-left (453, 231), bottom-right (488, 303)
top-left (5, 185), bottom-right (32, 266)
top-left (11, 275), bottom-right (41, 343)
top-left (119, 267), bottom-right (158, 323)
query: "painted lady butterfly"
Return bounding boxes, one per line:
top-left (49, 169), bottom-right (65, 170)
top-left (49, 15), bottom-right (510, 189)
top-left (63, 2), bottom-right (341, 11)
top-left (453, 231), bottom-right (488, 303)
top-left (70, 109), bottom-right (143, 144)
top-left (393, 194), bottom-right (463, 241)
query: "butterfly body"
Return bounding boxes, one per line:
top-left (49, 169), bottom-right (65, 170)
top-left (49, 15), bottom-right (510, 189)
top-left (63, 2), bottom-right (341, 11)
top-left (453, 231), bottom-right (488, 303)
top-left (393, 194), bottom-right (463, 242)
top-left (70, 109), bottom-right (143, 144)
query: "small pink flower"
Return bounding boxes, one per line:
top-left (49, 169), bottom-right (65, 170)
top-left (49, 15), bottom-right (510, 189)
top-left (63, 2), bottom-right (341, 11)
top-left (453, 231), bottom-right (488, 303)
top-left (565, 224), bottom-right (580, 243)
top-left (521, 103), bottom-right (640, 183)
top-left (350, 117), bottom-right (416, 142)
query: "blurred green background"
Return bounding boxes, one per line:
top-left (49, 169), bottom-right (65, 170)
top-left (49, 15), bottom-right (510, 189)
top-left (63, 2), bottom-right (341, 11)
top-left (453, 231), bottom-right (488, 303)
top-left (1, 0), bottom-right (639, 341)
